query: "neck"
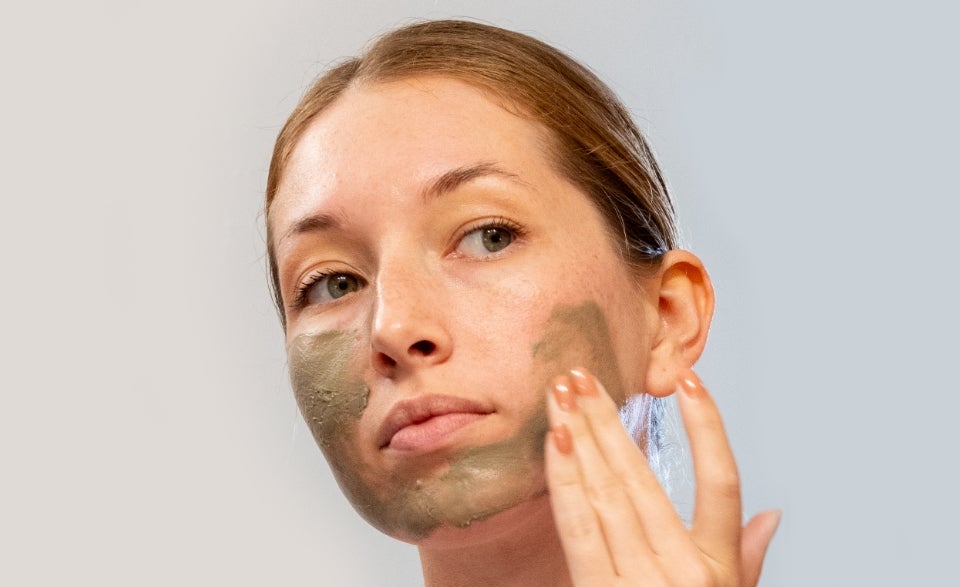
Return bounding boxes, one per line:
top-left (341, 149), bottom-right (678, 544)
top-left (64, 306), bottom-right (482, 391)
top-left (416, 494), bottom-right (571, 587)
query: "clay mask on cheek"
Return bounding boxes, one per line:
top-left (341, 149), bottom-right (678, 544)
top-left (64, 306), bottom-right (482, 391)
top-left (287, 302), bottom-right (625, 542)
top-left (533, 301), bottom-right (627, 405)
top-left (289, 329), bottom-right (549, 541)
top-left (288, 331), bottom-right (370, 450)
top-left (421, 301), bottom-right (629, 533)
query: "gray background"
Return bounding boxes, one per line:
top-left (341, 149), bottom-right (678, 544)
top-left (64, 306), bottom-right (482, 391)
top-left (2, 0), bottom-right (957, 585)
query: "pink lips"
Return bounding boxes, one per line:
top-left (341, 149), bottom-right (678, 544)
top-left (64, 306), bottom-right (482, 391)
top-left (378, 395), bottom-right (492, 452)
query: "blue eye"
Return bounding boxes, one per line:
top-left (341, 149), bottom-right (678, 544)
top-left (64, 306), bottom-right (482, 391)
top-left (296, 271), bottom-right (363, 307)
top-left (457, 223), bottom-right (517, 257)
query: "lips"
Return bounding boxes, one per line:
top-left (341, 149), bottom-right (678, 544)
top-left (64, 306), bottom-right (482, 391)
top-left (377, 395), bottom-right (493, 451)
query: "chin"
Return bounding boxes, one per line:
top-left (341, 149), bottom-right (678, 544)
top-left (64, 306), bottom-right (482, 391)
top-left (410, 488), bottom-right (554, 550)
top-left (345, 453), bottom-right (549, 546)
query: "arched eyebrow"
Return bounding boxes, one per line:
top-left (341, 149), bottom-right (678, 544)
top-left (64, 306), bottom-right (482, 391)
top-left (422, 162), bottom-right (526, 202)
top-left (279, 162), bottom-right (526, 245)
top-left (278, 212), bottom-right (339, 246)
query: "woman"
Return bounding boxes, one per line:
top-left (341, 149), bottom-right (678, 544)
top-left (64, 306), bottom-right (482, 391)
top-left (265, 19), bottom-right (779, 586)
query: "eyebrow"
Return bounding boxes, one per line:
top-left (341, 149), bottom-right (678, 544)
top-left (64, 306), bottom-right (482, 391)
top-left (278, 212), bottom-right (339, 245)
top-left (422, 162), bottom-right (525, 202)
top-left (279, 162), bottom-right (524, 244)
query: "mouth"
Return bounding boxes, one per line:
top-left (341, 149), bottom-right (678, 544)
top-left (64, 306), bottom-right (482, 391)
top-left (377, 395), bottom-right (494, 453)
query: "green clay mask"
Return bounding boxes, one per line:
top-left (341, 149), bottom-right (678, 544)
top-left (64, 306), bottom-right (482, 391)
top-left (532, 301), bottom-right (627, 406)
top-left (289, 331), bottom-right (369, 449)
top-left (288, 301), bottom-right (624, 542)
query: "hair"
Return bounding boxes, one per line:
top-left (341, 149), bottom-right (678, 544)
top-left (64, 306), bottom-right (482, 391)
top-left (265, 19), bottom-right (678, 478)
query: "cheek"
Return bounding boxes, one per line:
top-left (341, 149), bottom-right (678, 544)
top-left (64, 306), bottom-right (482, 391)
top-left (454, 259), bottom-right (647, 404)
top-left (287, 331), bottom-right (369, 449)
top-left (532, 301), bottom-right (630, 404)
top-left (515, 253), bottom-right (652, 400)
top-left (448, 266), bottom-right (553, 359)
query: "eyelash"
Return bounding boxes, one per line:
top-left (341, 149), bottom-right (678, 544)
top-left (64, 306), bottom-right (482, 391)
top-left (289, 217), bottom-right (525, 310)
top-left (454, 217), bottom-right (526, 255)
top-left (290, 269), bottom-right (360, 310)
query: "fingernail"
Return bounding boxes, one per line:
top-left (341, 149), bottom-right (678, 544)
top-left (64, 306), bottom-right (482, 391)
top-left (552, 378), bottom-right (576, 412)
top-left (569, 368), bottom-right (598, 396)
top-left (552, 423), bottom-right (573, 454)
top-left (679, 370), bottom-right (704, 398)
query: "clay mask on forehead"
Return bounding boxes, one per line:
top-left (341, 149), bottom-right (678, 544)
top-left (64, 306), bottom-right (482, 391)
top-left (288, 301), bottom-right (625, 542)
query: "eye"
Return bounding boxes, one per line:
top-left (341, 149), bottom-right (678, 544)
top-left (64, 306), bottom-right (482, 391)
top-left (456, 221), bottom-right (518, 257)
top-left (294, 271), bottom-right (364, 308)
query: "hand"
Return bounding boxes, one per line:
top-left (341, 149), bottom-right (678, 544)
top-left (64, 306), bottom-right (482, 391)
top-left (545, 368), bottom-right (780, 586)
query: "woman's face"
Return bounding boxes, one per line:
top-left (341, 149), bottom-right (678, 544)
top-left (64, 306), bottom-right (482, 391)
top-left (269, 76), bottom-right (658, 544)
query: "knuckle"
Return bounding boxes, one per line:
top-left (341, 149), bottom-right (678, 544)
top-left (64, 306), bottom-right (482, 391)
top-left (585, 474), bottom-right (624, 506)
top-left (562, 509), bottom-right (599, 541)
top-left (551, 474), bottom-right (583, 491)
top-left (710, 471), bottom-right (741, 501)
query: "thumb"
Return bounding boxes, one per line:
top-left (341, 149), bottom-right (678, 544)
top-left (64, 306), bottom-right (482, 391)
top-left (740, 509), bottom-right (781, 586)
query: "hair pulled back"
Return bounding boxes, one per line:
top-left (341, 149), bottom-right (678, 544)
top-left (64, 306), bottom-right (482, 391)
top-left (265, 19), bottom-right (677, 472)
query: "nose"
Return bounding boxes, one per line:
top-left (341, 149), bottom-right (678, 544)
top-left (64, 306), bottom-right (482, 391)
top-left (369, 264), bottom-right (453, 376)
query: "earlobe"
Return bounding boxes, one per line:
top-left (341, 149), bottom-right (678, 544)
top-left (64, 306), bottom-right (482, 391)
top-left (643, 250), bottom-right (715, 397)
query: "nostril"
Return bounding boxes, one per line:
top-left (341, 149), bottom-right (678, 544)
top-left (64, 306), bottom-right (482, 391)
top-left (377, 353), bottom-right (397, 369)
top-left (409, 340), bottom-right (436, 356)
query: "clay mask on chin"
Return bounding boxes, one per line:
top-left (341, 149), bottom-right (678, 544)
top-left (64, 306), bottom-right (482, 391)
top-left (288, 329), bottom-right (549, 541)
top-left (287, 301), bottom-right (624, 542)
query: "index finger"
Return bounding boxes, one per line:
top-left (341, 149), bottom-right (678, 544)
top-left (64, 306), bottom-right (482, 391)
top-left (677, 370), bottom-right (742, 565)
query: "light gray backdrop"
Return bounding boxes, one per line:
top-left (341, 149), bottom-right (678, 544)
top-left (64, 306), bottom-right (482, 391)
top-left (2, 1), bottom-right (956, 585)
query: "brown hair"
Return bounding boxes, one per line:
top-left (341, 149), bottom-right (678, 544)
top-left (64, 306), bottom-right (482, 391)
top-left (265, 19), bottom-right (676, 465)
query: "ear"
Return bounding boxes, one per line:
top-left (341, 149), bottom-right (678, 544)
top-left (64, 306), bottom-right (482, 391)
top-left (644, 250), bottom-right (715, 397)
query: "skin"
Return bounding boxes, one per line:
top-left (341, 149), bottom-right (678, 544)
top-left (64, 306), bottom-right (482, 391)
top-left (288, 301), bottom-right (624, 540)
top-left (289, 330), bottom-right (369, 452)
top-left (269, 75), bottom-right (778, 585)
top-left (290, 325), bottom-right (548, 540)
top-left (531, 302), bottom-right (626, 405)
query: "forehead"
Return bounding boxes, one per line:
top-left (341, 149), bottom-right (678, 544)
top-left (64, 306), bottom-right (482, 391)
top-left (269, 76), bottom-right (556, 231)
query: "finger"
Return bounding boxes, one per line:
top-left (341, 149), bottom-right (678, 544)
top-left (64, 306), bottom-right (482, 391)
top-left (568, 369), bottom-right (688, 550)
top-left (546, 376), bottom-right (661, 581)
top-left (740, 509), bottom-right (781, 587)
top-left (545, 419), bottom-right (616, 583)
top-left (677, 370), bottom-right (743, 564)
